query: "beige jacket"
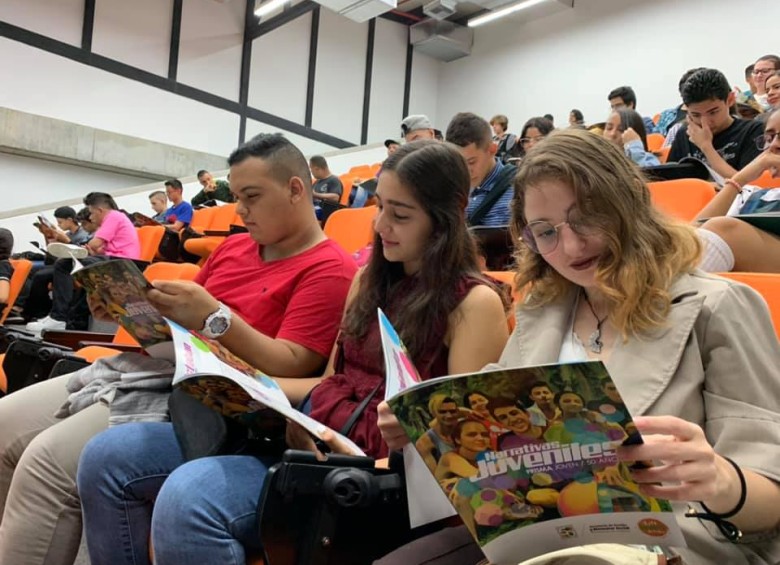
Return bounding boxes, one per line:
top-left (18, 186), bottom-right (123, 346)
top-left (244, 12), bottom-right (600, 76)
top-left (495, 271), bottom-right (780, 565)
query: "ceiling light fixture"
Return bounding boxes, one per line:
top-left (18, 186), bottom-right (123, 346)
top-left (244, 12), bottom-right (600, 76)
top-left (467, 0), bottom-right (549, 27)
top-left (255, 0), bottom-right (288, 18)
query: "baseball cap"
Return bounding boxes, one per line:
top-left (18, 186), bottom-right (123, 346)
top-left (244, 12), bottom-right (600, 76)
top-left (401, 115), bottom-right (434, 136)
top-left (384, 139), bottom-right (399, 148)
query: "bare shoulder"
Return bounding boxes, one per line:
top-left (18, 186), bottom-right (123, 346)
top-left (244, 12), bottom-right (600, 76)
top-left (455, 283), bottom-right (506, 318)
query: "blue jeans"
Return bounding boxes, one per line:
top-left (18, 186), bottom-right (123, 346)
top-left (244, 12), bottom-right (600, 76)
top-left (77, 422), bottom-right (275, 565)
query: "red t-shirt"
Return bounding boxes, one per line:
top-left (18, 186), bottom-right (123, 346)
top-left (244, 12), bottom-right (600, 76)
top-left (195, 234), bottom-right (357, 359)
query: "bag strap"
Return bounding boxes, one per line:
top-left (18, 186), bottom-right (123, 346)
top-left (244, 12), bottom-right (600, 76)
top-left (467, 165), bottom-right (516, 227)
top-left (339, 381), bottom-right (382, 438)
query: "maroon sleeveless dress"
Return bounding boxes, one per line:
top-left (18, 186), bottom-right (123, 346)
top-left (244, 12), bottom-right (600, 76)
top-left (309, 276), bottom-right (482, 459)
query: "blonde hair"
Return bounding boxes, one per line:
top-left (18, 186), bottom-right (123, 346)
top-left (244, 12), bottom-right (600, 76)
top-left (510, 129), bottom-right (702, 339)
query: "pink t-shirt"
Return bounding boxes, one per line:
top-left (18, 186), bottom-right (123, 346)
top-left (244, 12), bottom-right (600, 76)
top-left (95, 210), bottom-right (141, 259)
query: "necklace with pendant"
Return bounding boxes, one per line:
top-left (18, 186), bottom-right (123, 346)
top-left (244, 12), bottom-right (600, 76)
top-left (582, 291), bottom-right (608, 354)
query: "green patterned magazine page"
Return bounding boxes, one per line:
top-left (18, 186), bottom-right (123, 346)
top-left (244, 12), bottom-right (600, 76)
top-left (387, 362), bottom-right (685, 565)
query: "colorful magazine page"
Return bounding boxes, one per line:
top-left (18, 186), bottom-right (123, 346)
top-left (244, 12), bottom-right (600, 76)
top-left (72, 259), bottom-right (172, 354)
top-left (378, 308), bottom-right (457, 528)
top-left (168, 321), bottom-right (366, 457)
top-left (387, 362), bottom-right (685, 565)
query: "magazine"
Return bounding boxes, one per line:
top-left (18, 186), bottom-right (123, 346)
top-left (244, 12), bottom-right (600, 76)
top-left (132, 212), bottom-right (163, 227)
top-left (381, 315), bottom-right (685, 564)
top-left (73, 259), bottom-right (365, 456)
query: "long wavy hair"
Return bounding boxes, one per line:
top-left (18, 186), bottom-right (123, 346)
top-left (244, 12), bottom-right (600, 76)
top-left (510, 129), bottom-right (702, 339)
top-left (341, 140), bottom-right (485, 360)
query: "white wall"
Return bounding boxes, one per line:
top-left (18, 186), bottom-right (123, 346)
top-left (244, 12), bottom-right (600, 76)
top-left (0, 152), bottom-right (154, 212)
top-left (311, 8), bottom-right (368, 145)
top-left (367, 19), bottom-right (407, 143)
top-left (178, 0), bottom-right (245, 102)
top-left (93, 0), bottom-right (173, 76)
top-left (437, 0), bottom-right (780, 132)
top-left (408, 51), bottom-right (441, 130)
top-left (248, 12), bottom-right (312, 124)
top-left (0, 38), bottom-right (241, 157)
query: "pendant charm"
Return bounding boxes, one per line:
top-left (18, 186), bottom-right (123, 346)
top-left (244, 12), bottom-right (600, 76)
top-left (588, 331), bottom-right (603, 354)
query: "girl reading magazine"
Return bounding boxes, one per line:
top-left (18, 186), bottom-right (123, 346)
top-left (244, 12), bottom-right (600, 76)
top-left (374, 130), bottom-right (780, 565)
top-left (76, 140), bottom-right (509, 564)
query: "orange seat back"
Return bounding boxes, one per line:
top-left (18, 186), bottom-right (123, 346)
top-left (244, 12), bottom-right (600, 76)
top-left (750, 170), bottom-right (780, 189)
top-left (338, 175), bottom-right (356, 206)
top-left (647, 179), bottom-right (716, 222)
top-left (718, 272), bottom-right (780, 338)
top-left (652, 113), bottom-right (661, 125)
top-left (646, 133), bottom-right (665, 153)
top-left (136, 226), bottom-right (166, 263)
top-left (209, 204), bottom-right (239, 231)
top-left (189, 207), bottom-right (219, 232)
top-left (323, 205), bottom-right (376, 254)
top-left (1, 259), bottom-right (33, 325)
top-left (143, 262), bottom-right (201, 283)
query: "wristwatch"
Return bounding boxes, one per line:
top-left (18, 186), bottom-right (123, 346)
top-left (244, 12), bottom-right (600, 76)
top-left (200, 301), bottom-right (232, 339)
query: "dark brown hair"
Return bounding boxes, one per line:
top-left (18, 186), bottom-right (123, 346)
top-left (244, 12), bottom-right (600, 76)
top-left (340, 140), bottom-right (485, 361)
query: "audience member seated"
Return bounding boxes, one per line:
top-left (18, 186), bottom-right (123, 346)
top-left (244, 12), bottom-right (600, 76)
top-left (375, 129), bottom-right (780, 565)
top-left (489, 114), bottom-right (518, 163)
top-left (658, 67), bottom-right (705, 143)
top-left (191, 169), bottom-right (233, 206)
top-left (518, 116), bottom-right (555, 158)
top-left (18, 207), bottom-right (94, 322)
top-left (765, 71), bottom-right (780, 111)
top-left (75, 140), bottom-right (509, 565)
top-left (148, 190), bottom-right (168, 223)
top-left (446, 112), bottom-right (518, 227)
top-left (0, 228), bottom-right (14, 306)
top-left (401, 114), bottom-right (436, 142)
top-left (0, 133), bottom-right (357, 565)
top-left (543, 113), bottom-right (555, 127)
top-left (696, 108), bottom-right (780, 273)
top-left (26, 192), bottom-right (141, 333)
top-left (568, 109), bottom-right (585, 129)
top-left (751, 54), bottom-right (780, 111)
top-left (160, 179), bottom-right (193, 231)
top-left (309, 154), bottom-right (344, 221)
top-left (603, 108), bottom-right (660, 167)
top-left (668, 68), bottom-right (765, 179)
top-left (37, 206), bottom-right (92, 246)
top-left (608, 85), bottom-right (657, 134)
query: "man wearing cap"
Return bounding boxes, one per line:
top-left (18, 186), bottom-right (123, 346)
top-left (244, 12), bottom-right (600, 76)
top-left (400, 115), bottom-right (436, 142)
top-left (384, 139), bottom-right (400, 157)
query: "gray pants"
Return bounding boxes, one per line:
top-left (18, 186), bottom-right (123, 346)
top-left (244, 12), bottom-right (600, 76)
top-left (0, 375), bottom-right (108, 565)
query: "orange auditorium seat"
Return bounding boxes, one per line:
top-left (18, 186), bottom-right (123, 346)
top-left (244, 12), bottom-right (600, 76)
top-left (136, 226), bottom-right (166, 263)
top-left (647, 179), bottom-right (716, 222)
top-left (646, 133), bottom-right (665, 153)
top-left (1, 259), bottom-right (33, 325)
top-left (324, 206), bottom-right (376, 254)
top-left (750, 170), bottom-right (780, 189)
top-left (183, 204), bottom-right (241, 264)
top-left (718, 272), bottom-right (780, 338)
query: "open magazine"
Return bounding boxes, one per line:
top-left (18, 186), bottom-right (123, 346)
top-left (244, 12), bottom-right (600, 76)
top-left (72, 259), bottom-right (365, 456)
top-left (379, 310), bottom-right (685, 564)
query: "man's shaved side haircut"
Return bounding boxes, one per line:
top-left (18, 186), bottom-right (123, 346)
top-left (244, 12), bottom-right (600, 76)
top-left (228, 133), bottom-right (312, 189)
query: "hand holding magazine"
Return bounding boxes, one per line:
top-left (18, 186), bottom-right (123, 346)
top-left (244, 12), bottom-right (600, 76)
top-left (379, 309), bottom-right (685, 565)
top-left (73, 258), bottom-right (365, 456)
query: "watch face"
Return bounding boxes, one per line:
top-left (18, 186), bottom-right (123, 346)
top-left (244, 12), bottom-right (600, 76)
top-left (208, 316), bottom-right (229, 336)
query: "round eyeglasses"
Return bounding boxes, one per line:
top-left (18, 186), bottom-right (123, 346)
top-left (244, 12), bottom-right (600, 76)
top-left (521, 219), bottom-right (600, 254)
top-left (755, 132), bottom-right (780, 151)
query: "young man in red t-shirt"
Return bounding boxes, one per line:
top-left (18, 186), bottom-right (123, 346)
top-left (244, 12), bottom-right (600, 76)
top-left (0, 133), bottom-right (357, 565)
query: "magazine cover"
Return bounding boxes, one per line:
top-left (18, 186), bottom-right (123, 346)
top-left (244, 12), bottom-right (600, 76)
top-left (385, 348), bottom-right (685, 563)
top-left (378, 309), bottom-right (457, 528)
top-left (72, 259), bottom-right (172, 353)
top-left (167, 320), bottom-right (366, 457)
